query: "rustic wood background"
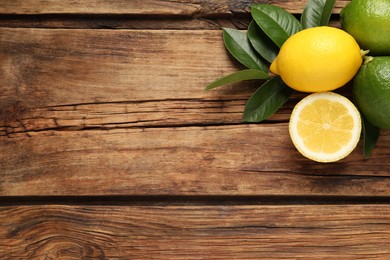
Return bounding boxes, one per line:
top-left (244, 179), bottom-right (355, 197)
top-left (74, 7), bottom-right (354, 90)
top-left (1, 0), bottom-right (389, 258)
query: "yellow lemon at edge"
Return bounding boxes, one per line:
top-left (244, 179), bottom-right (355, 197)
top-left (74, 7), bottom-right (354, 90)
top-left (270, 26), bottom-right (362, 92)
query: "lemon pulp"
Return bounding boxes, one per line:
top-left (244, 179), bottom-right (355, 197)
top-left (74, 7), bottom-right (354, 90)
top-left (289, 92), bottom-right (362, 162)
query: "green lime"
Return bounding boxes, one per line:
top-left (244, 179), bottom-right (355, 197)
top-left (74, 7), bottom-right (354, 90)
top-left (340, 0), bottom-right (390, 55)
top-left (353, 57), bottom-right (390, 129)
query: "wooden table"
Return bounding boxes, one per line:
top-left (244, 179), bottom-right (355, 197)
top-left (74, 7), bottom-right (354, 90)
top-left (1, 0), bottom-right (390, 258)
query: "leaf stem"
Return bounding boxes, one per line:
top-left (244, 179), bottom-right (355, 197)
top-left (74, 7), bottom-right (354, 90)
top-left (363, 55), bottom-right (374, 65)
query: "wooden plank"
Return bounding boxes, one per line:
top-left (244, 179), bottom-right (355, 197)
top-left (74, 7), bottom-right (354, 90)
top-left (0, 29), bottom-right (237, 106)
top-left (1, 204), bottom-right (390, 258)
top-left (0, 28), bottom-right (264, 134)
top-left (0, 0), bottom-right (350, 15)
top-left (1, 125), bottom-right (390, 196)
top-left (1, 28), bottom-right (390, 196)
top-left (0, 0), bottom-right (203, 16)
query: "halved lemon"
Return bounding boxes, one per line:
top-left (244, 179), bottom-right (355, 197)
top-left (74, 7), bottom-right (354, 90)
top-left (289, 92), bottom-right (362, 163)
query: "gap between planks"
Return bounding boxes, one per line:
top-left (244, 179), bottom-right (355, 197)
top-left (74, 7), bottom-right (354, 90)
top-left (1, 195), bottom-right (390, 207)
top-left (0, 14), bottom-right (342, 30)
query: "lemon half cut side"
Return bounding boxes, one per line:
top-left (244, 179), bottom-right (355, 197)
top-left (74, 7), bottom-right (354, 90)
top-left (289, 92), bottom-right (362, 163)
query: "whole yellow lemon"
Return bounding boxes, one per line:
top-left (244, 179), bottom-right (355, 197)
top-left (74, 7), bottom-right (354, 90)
top-left (270, 26), bottom-right (362, 92)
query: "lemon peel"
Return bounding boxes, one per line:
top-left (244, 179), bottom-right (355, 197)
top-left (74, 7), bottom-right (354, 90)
top-left (270, 26), bottom-right (362, 93)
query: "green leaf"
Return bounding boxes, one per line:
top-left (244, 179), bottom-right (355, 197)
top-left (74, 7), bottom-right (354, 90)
top-left (251, 4), bottom-right (301, 48)
top-left (301, 0), bottom-right (336, 29)
top-left (223, 28), bottom-right (268, 71)
top-left (243, 76), bottom-right (293, 122)
top-left (247, 21), bottom-right (279, 63)
top-left (205, 69), bottom-right (269, 91)
top-left (362, 116), bottom-right (380, 159)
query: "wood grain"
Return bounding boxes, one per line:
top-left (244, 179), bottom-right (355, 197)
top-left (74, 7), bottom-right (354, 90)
top-left (1, 204), bottom-right (390, 259)
top-left (1, 125), bottom-right (390, 196)
top-left (0, 0), bottom-right (344, 29)
top-left (0, 28), bottom-right (264, 135)
top-left (2, 2), bottom-right (390, 259)
top-left (1, 28), bottom-right (390, 196)
top-left (0, 0), bottom-right (350, 16)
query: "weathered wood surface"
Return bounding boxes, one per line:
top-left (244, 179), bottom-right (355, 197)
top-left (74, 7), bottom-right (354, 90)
top-left (1, 28), bottom-right (390, 196)
top-left (1, 0), bottom-right (390, 259)
top-left (0, 0), bottom-right (350, 15)
top-left (2, 126), bottom-right (390, 196)
top-left (1, 204), bottom-right (390, 259)
top-left (0, 0), bottom-right (343, 29)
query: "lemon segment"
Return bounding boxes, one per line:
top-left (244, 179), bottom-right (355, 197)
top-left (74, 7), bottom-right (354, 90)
top-left (270, 26), bottom-right (362, 93)
top-left (289, 92), bottom-right (362, 162)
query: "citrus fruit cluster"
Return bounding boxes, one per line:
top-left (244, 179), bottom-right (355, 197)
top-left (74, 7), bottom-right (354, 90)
top-left (271, 26), bottom-right (364, 162)
top-left (206, 0), bottom-right (389, 163)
